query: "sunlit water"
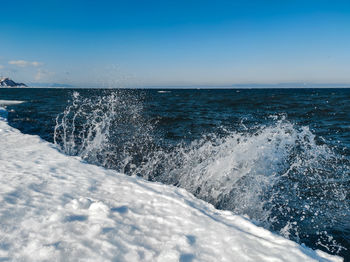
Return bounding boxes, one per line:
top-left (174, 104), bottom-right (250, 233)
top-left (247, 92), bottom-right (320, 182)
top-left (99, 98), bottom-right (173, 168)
top-left (1, 88), bottom-right (349, 259)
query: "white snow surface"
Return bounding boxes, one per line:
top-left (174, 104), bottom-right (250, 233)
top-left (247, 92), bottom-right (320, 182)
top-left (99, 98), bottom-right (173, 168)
top-left (0, 106), bottom-right (343, 262)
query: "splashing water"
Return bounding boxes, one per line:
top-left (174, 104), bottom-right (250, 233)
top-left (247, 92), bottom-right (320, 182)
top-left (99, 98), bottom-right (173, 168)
top-left (54, 91), bottom-right (155, 171)
top-left (54, 91), bottom-right (350, 256)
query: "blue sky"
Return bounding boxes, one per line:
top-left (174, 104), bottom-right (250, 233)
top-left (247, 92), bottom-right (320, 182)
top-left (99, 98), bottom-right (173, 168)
top-left (1, 0), bottom-right (350, 87)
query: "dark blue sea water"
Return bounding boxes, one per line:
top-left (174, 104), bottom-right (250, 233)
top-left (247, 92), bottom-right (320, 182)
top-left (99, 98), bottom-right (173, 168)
top-left (1, 88), bottom-right (349, 260)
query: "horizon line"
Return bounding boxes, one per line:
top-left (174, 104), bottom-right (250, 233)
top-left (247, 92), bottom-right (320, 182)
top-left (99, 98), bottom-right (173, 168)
top-left (26, 82), bottom-right (350, 89)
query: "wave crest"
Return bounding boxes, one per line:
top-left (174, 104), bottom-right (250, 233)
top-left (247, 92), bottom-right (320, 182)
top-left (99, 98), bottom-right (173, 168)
top-left (54, 91), bottom-right (349, 255)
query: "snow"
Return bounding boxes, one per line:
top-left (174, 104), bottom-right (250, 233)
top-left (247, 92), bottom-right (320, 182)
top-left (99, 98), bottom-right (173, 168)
top-left (0, 105), bottom-right (343, 262)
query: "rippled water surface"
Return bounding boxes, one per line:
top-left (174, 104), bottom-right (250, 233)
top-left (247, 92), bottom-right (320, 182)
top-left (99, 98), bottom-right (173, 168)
top-left (1, 88), bottom-right (349, 259)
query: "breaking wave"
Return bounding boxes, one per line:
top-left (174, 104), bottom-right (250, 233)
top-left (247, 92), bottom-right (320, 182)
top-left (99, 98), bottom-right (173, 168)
top-left (54, 91), bottom-right (350, 256)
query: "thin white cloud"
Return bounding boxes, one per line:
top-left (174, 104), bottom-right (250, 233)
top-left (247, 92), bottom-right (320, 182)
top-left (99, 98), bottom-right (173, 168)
top-left (31, 61), bottom-right (42, 67)
top-left (0, 65), bottom-right (4, 69)
top-left (35, 69), bottom-right (44, 80)
top-left (8, 60), bottom-right (43, 67)
top-left (35, 68), bottom-right (54, 81)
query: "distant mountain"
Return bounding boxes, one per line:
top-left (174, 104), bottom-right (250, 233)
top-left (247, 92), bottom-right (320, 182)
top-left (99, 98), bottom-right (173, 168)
top-left (49, 83), bottom-right (75, 87)
top-left (231, 82), bottom-right (350, 88)
top-left (0, 77), bottom-right (27, 87)
top-left (30, 82), bottom-right (75, 88)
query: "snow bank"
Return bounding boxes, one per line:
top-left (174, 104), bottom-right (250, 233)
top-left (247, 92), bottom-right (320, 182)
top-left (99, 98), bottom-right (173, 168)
top-left (0, 106), bottom-right (342, 261)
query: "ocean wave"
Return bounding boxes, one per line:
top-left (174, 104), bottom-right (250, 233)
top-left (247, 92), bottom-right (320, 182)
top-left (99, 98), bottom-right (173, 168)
top-left (0, 100), bottom-right (25, 105)
top-left (53, 92), bottom-right (350, 256)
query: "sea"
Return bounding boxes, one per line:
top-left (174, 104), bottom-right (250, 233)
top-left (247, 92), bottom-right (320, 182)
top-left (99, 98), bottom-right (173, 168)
top-left (1, 88), bottom-right (349, 260)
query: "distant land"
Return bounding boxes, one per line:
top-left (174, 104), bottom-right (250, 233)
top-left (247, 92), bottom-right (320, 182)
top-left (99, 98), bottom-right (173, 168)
top-left (230, 82), bottom-right (350, 88)
top-left (142, 82), bottom-right (350, 89)
top-left (29, 82), bottom-right (75, 88)
top-left (2, 78), bottom-right (350, 89)
top-left (0, 77), bottom-right (27, 87)
top-left (0, 78), bottom-right (75, 88)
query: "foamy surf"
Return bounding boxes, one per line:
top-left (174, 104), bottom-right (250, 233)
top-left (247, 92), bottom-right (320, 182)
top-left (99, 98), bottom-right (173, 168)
top-left (53, 92), bottom-right (349, 257)
top-left (0, 107), bottom-right (342, 261)
top-left (0, 100), bottom-right (25, 105)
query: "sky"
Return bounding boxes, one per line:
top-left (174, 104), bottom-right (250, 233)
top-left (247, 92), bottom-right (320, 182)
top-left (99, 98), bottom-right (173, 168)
top-left (1, 0), bottom-right (350, 87)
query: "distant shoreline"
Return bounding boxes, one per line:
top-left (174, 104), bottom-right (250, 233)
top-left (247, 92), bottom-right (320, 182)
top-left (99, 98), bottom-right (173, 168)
top-left (3, 86), bottom-right (350, 89)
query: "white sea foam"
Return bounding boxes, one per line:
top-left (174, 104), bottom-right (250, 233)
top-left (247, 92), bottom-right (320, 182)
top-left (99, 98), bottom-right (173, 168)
top-left (0, 106), bottom-right (342, 261)
top-left (0, 100), bottom-right (25, 105)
